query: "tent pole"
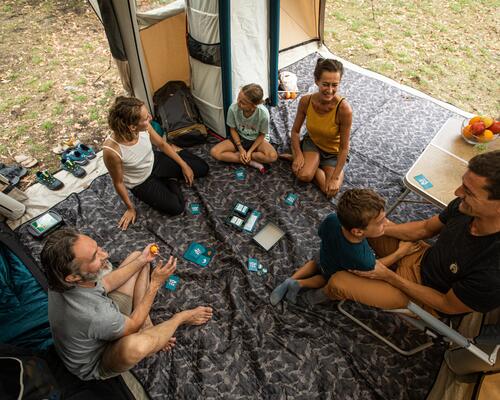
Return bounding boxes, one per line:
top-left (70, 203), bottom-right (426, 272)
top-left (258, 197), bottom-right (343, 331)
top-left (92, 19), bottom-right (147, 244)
top-left (219, 0), bottom-right (232, 137)
top-left (269, 0), bottom-right (280, 106)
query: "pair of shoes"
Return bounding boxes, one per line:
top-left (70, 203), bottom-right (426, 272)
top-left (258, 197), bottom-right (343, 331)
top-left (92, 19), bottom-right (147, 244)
top-left (61, 159), bottom-right (86, 178)
top-left (36, 170), bottom-right (64, 190)
top-left (0, 163), bottom-right (28, 186)
top-left (61, 143), bottom-right (96, 166)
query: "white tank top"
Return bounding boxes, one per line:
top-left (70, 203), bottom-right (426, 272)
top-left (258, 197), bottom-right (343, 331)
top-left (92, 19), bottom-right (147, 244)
top-left (103, 131), bottom-right (154, 188)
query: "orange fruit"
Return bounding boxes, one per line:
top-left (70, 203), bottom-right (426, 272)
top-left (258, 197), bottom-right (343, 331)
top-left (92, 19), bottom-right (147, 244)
top-left (480, 130), bottom-right (494, 142)
top-left (462, 125), bottom-right (473, 139)
top-left (150, 244), bottom-right (159, 254)
top-left (480, 116), bottom-right (494, 128)
top-left (469, 116), bottom-right (482, 125)
top-left (285, 91), bottom-right (291, 99)
top-left (290, 92), bottom-right (298, 99)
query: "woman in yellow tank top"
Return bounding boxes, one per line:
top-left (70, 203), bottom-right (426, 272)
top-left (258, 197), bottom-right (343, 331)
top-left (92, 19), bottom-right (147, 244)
top-left (289, 58), bottom-right (352, 198)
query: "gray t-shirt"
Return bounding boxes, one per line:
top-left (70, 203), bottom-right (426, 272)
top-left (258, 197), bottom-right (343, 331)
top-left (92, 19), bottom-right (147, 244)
top-left (48, 281), bottom-right (125, 380)
top-left (226, 103), bottom-right (270, 141)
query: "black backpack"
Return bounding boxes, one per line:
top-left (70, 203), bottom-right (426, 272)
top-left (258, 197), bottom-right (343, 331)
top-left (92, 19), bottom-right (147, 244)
top-left (153, 81), bottom-right (207, 147)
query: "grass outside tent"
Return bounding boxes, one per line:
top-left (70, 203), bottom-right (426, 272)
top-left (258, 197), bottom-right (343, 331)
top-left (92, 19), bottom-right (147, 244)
top-left (0, 0), bottom-right (498, 187)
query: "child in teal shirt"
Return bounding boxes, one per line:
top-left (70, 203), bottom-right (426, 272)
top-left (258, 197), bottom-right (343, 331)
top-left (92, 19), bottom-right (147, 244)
top-left (210, 83), bottom-right (278, 173)
top-left (271, 189), bottom-right (421, 306)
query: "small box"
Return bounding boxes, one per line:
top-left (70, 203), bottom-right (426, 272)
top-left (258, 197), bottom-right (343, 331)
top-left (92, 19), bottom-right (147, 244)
top-left (284, 193), bottom-right (298, 206)
top-left (165, 275), bottom-right (180, 291)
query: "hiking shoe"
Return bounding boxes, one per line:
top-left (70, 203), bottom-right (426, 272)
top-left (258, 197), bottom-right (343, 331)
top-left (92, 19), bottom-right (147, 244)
top-left (36, 170), bottom-right (64, 190)
top-left (75, 143), bottom-right (96, 160)
top-left (61, 159), bottom-right (87, 178)
top-left (61, 148), bottom-right (89, 166)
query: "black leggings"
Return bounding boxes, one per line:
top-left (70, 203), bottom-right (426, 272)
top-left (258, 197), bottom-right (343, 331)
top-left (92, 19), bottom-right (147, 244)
top-left (131, 150), bottom-right (209, 215)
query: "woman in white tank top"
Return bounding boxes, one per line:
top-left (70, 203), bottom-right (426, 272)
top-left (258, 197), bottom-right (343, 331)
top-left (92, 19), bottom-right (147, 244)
top-left (103, 97), bottom-right (209, 230)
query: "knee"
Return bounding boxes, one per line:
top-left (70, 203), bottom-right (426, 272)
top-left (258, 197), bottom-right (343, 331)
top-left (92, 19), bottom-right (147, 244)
top-left (325, 273), bottom-right (348, 300)
top-left (210, 146), bottom-right (221, 160)
top-left (121, 335), bottom-right (155, 365)
top-left (296, 170), bottom-right (315, 182)
top-left (268, 150), bottom-right (278, 162)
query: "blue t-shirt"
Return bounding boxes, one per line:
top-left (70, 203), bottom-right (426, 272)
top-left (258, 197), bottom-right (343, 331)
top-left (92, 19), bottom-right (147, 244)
top-left (318, 213), bottom-right (376, 279)
top-left (226, 103), bottom-right (270, 141)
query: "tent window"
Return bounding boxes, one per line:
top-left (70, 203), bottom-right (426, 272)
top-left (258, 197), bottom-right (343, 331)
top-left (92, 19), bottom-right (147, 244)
top-left (188, 34), bottom-right (221, 67)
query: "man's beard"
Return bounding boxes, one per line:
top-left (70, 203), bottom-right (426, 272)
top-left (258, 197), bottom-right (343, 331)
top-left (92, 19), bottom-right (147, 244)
top-left (80, 260), bottom-right (113, 283)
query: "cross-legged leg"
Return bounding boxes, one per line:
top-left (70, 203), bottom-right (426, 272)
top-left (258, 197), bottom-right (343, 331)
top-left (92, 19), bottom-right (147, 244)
top-left (210, 140), bottom-right (242, 163)
top-left (314, 166), bottom-right (344, 198)
top-left (294, 151), bottom-right (320, 182)
top-left (250, 141), bottom-right (278, 164)
top-left (100, 306), bottom-right (213, 374)
top-left (111, 251), bottom-right (153, 329)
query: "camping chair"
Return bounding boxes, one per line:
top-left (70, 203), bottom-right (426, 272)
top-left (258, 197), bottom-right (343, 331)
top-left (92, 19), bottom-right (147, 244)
top-left (338, 300), bottom-right (500, 365)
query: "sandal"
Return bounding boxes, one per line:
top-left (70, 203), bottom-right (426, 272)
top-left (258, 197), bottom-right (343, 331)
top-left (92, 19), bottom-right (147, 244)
top-left (75, 143), bottom-right (96, 160)
top-left (36, 170), bottom-right (64, 190)
top-left (61, 148), bottom-right (89, 166)
top-left (0, 163), bottom-right (28, 186)
top-left (61, 159), bottom-right (86, 178)
top-left (14, 154), bottom-right (38, 168)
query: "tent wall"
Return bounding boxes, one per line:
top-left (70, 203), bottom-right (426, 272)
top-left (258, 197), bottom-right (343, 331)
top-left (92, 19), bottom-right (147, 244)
top-left (139, 13), bottom-right (190, 92)
top-left (230, 1), bottom-right (269, 101)
top-left (279, 0), bottom-right (323, 51)
top-left (92, 0), bottom-right (325, 132)
top-left (111, 0), bottom-right (154, 111)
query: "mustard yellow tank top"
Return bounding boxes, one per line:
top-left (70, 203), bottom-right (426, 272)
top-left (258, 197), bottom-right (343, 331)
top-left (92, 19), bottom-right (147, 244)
top-left (305, 96), bottom-right (344, 154)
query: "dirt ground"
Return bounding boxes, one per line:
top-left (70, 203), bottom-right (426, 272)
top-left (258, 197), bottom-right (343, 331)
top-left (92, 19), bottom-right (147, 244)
top-left (0, 0), bottom-right (498, 189)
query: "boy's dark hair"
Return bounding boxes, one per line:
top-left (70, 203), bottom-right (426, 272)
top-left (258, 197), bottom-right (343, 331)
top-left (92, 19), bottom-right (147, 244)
top-left (468, 150), bottom-right (500, 200)
top-left (241, 83), bottom-right (264, 105)
top-left (108, 96), bottom-right (145, 141)
top-left (314, 58), bottom-right (344, 81)
top-left (41, 228), bottom-right (81, 292)
top-left (337, 189), bottom-right (385, 230)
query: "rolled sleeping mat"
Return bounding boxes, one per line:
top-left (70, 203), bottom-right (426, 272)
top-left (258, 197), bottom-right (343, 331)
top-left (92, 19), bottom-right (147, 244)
top-left (0, 192), bottom-right (25, 220)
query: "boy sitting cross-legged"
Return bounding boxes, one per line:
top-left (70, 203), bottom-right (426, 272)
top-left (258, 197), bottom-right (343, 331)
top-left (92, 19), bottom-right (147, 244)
top-left (270, 188), bottom-right (421, 306)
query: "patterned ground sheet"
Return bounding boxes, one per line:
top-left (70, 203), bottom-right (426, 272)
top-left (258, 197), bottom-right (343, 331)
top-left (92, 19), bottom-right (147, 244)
top-left (17, 53), bottom-right (465, 399)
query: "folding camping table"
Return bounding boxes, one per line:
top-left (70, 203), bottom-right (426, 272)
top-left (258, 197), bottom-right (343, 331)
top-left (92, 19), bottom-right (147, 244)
top-left (388, 117), bottom-right (500, 212)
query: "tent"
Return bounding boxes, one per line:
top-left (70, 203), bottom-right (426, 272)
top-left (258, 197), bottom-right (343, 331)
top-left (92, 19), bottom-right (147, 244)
top-left (88, 0), bottom-right (325, 135)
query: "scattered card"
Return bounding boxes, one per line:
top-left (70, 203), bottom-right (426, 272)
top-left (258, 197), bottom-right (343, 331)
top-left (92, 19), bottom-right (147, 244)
top-left (248, 258), bottom-right (259, 272)
top-left (183, 242), bottom-right (215, 268)
top-left (235, 168), bottom-right (246, 181)
top-left (414, 174), bottom-right (433, 189)
top-left (189, 203), bottom-right (201, 215)
top-left (284, 192), bottom-right (298, 206)
top-left (165, 275), bottom-right (180, 291)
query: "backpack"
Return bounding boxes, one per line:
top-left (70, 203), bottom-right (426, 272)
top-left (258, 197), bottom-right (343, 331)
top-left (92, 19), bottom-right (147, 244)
top-left (153, 81), bottom-right (207, 147)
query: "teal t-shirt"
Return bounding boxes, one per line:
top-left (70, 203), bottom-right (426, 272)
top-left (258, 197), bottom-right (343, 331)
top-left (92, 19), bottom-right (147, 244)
top-left (226, 103), bottom-right (270, 141)
top-left (318, 213), bottom-right (376, 278)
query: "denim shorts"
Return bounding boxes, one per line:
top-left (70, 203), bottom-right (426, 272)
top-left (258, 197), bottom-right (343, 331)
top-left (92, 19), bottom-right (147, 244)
top-left (301, 134), bottom-right (340, 168)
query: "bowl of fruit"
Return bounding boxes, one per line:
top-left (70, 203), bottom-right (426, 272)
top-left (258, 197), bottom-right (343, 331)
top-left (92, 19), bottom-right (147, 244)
top-left (461, 116), bottom-right (499, 144)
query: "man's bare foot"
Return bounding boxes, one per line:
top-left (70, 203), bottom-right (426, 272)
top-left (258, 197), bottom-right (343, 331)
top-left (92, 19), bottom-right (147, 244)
top-left (162, 337), bottom-right (176, 352)
top-left (179, 306), bottom-right (213, 326)
top-left (279, 153), bottom-right (293, 161)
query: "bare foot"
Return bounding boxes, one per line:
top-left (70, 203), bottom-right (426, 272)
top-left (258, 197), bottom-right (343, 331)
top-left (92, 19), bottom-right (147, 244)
top-left (279, 153), bottom-right (293, 161)
top-left (162, 337), bottom-right (176, 352)
top-left (180, 306), bottom-right (213, 326)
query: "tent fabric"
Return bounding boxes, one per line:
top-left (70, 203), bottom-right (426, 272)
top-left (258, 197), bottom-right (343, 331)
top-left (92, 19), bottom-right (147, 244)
top-left (96, 0), bottom-right (127, 61)
top-left (230, 0), bottom-right (270, 101)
